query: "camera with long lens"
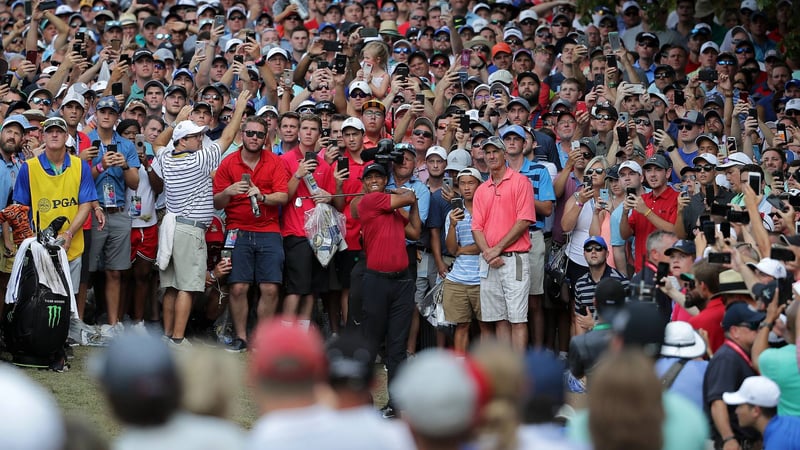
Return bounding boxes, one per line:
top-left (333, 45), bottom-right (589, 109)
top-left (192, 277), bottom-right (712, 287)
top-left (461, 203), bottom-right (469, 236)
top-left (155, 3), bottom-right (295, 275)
top-left (362, 138), bottom-right (406, 166)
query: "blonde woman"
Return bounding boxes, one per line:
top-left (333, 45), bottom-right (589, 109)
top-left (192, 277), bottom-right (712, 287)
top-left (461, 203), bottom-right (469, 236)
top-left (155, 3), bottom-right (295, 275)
top-left (588, 164), bottom-right (624, 269)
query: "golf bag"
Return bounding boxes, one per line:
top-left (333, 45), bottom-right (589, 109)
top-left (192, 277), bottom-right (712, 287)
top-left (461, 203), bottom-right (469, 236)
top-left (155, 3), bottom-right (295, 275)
top-left (4, 217), bottom-right (72, 369)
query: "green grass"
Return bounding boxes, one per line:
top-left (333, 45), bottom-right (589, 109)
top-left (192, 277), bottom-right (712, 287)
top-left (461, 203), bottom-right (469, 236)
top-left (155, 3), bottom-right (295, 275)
top-left (22, 345), bottom-right (389, 442)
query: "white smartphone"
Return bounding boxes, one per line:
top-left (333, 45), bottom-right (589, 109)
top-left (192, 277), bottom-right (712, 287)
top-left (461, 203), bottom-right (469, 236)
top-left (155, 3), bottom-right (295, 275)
top-left (571, 140), bottom-right (581, 151)
top-left (362, 62), bottom-right (373, 79)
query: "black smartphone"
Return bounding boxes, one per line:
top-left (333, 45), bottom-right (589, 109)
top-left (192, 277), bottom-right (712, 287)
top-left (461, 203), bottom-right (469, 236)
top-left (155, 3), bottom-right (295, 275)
top-left (305, 151), bottom-right (316, 162)
top-left (234, 55), bottom-right (244, 64)
top-left (334, 54), bottom-right (347, 74)
top-left (593, 73), bottom-right (604, 88)
top-left (584, 175), bottom-right (592, 186)
top-left (726, 136), bottom-right (737, 154)
top-left (360, 27), bottom-right (379, 38)
top-left (605, 54), bottom-right (616, 69)
top-left (416, 93), bottom-right (425, 104)
top-left (720, 221), bottom-right (731, 239)
top-left (92, 140), bottom-right (101, 148)
top-left (705, 184), bottom-right (715, 208)
top-left (119, 54), bottom-right (130, 65)
top-left (1, 74), bottom-right (12, 86)
top-left (111, 82), bottom-right (122, 96)
top-left (726, 209), bottom-right (750, 224)
top-left (72, 42), bottom-right (82, 54)
top-left (698, 69), bottom-right (718, 82)
top-left (710, 202), bottom-right (729, 216)
top-left (38, 0), bottom-right (57, 10)
top-left (24, 0), bottom-right (32, 16)
top-left (241, 173), bottom-right (251, 184)
top-left (459, 115), bottom-right (470, 133)
top-left (616, 127), bottom-right (629, 146)
top-left (674, 90), bottom-right (685, 107)
top-left (395, 64), bottom-right (409, 80)
top-left (771, 245), bottom-right (796, 262)
top-left (654, 120), bottom-right (664, 132)
top-left (626, 187), bottom-right (636, 197)
top-left (321, 128), bottom-right (331, 138)
top-left (656, 260), bottom-right (670, 279)
top-left (749, 172), bottom-right (762, 194)
top-left (702, 220), bottom-right (716, 245)
top-left (748, 108), bottom-right (757, 119)
top-left (107, 144), bottom-right (118, 153)
top-left (322, 40), bottom-right (342, 52)
top-left (214, 15), bottom-right (225, 29)
top-left (26, 51), bottom-right (38, 65)
top-left (75, 31), bottom-right (85, 42)
top-left (337, 156), bottom-right (349, 178)
top-left (708, 252), bottom-right (732, 264)
top-left (450, 197), bottom-right (465, 211)
top-left (246, 30), bottom-right (256, 42)
top-left (317, 60), bottom-right (329, 70)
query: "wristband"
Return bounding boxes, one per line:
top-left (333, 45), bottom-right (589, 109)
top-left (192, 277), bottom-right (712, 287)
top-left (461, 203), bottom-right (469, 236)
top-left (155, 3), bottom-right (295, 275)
top-left (209, 270), bottom-right (217, 282)
top-left (722, 436), bottom-right (736, 444)
top-left (95, 162), bottom-right (105, 173)
top-left (644, 209), bottom-right (652, 217)
top-left (63, 230), bottom-right (73, 239)
top-left (94, 206), bottom-right (103, 211)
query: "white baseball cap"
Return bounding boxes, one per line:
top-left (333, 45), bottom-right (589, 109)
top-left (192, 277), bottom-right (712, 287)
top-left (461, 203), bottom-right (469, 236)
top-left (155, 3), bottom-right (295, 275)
top-left (425, 145), bottom-right (447, 161)
top-left (716, 152), bottom-right (753, 170)
top-left (445, 149), bottom-right (472, 172)
top-left (341, 117), bottom-right (365, 132)
top-left (723, 376), bottom-right (780, 408)
top-left (692, 153), bottom-right (718, 166)
top-left (349, 80), bottom-right (372, 95)
top-left (786, 98), bottom-right (800, 112)
top-left (172, 120), bottom-right (208, 141)
top-left (700, 42), bottom-right (720, 54)
top-left (60, 91), bottom-right (85, 110)
top-left (746, 258), bottom-right (787, 279)
top-left (619, 160), bottom-right (642, 175)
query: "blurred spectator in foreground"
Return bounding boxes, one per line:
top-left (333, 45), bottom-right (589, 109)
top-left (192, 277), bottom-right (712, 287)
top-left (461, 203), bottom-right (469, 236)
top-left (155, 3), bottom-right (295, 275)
top-left (0, 364), bottom-right (65, 450)
top-left (723, 376), bottom-right (800, 450)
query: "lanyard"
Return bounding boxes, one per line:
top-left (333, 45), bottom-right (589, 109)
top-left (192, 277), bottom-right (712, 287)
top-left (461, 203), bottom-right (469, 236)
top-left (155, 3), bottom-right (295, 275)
top-left (723, 339), bottom-right (755, 372)
top-left (593, 323), bottom-right (611, 331)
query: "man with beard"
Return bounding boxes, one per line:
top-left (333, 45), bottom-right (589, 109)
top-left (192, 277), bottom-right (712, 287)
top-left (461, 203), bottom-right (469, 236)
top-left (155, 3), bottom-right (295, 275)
top-left (517, 72), bottom-right (546, 126)
top-left (142, 81), bottom-right (165, 117)
top-left (213, 117), bottom-right (289, 352)
top-left (620, 154), bottom-right (678, 273)
top-left (353, 162), bottom-right (421, 419)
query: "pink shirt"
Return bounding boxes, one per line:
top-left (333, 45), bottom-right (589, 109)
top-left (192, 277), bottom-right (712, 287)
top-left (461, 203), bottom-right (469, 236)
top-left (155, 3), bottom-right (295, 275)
top-left (280, 148), bottom-right (335, 238)
top-left (472, 167), bottom-right (536, 253)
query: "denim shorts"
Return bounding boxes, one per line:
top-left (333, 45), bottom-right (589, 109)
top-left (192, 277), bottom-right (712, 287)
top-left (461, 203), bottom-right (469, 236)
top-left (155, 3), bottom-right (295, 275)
top-left (228, 230), bottom-right (284, 285)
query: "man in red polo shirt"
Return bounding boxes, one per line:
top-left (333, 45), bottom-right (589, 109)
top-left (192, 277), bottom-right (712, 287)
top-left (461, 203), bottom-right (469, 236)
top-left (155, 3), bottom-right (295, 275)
top-left (213, 117), bottom-right (289, 352)
top-left (331, 117), bottom-right (368, 327)
top-left (620, 153), bottom-right (679, 272)
top-left (353, 162), bottom-right (421, 419)
top-left (472, 136), bottom-right (536, 353)
top-left (280, 114), bottom-right (335, 328)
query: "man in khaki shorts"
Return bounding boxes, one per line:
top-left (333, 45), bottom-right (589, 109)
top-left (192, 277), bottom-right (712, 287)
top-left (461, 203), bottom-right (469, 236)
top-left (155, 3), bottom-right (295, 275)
top-left (442, 168), bottom-right (490, 353)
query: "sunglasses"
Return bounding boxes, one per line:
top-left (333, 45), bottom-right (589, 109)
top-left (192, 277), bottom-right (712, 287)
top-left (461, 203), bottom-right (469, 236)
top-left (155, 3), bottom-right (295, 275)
top-left (220, 114), bottom-right (232, 121)
top-left (634, 118), bottom-right (651, 125)
top-left (638, 41), bottom-right (657, 48)
top-left (156, 33), bottom-right (171, 40)
top-left (677, 124), bottom-right (695, 130)
top-left (552, 22), bottom-right (569, 27)
top-left (585, 168), bottom-right (604, 175)
top-left (584, 245), bottom-right (605, 253)
top-left (654, 73), bottom-right (672, 79)
top-left (582, 152), bottom-right (593, 160)
top-left (244, 130), bottom-right (267, 138)
top-left (624, 10), bottom-right (639, 16)
top-left (350, 91), bottom-right (369, 98)
top-left (505, 39), bottom-right (522, 46)
top-left (202, 94), bottom-right (221, 101)
top-left (521, 20), bottom-right (536, 25)
top-left (696, 165), bottom-right (715, 172)
top-left (230, 15), bottom-right (247, 21)
top-left (381, 6), bottom-right (396, 12)
top-left (154, 63), bottom-right (165, 70)
top-left (736, 47), bottom-right (754, 54)
top-left (786, 110), bottom-right (800, 116)
top-left (413, 129), bottom-right (433, 138)
top-left (769, 212), bottom-right (781, 218)
top-left (31, 98), bottom-right (52, 106)
top-left (595, 114), bottom-right (614, 120)
top-left (434, 36), bottom-right (449, 42)
top-left (394, 47), bottom-right (411, 54)
top-left (411, 15), bottom-right (426, 20)
top-left (431, 61), bottom-right (448, 67)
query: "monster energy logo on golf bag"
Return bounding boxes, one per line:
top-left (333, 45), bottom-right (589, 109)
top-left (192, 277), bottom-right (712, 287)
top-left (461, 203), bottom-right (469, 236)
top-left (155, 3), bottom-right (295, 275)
top-left (47, 305), bottom-right (62, 328)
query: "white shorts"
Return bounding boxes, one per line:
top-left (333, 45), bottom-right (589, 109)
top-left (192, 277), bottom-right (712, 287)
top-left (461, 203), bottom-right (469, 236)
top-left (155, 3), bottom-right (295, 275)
top-left (528, 230), bottom-right (546, 296)
top-left (479, 252), bottom-right (530, 323)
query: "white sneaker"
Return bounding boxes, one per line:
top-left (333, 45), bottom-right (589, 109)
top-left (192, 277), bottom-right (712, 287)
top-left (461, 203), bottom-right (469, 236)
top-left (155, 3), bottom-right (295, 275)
top-left (130, 321), bottom-right (147, 335)
top-left (113, 322), bottom-right (125, 334)
top-left (99, 324), bottom-right (119, 338)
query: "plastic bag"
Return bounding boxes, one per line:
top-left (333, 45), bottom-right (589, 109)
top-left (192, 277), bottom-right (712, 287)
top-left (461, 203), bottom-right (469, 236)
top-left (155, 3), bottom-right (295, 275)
top-left (304, 203), bottom-right (347, 267)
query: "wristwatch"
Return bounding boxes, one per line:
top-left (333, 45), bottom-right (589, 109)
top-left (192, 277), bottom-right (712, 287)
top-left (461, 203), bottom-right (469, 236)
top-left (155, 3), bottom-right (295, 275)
top-left (759, 321), bottom-right (773, 330)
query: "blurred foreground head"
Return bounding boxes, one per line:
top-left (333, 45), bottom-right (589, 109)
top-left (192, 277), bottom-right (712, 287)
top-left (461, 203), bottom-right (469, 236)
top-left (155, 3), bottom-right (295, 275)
top-left (0, 365), bottom-right (65, 450)
top-left (97, 333), bottom-right (180, 427)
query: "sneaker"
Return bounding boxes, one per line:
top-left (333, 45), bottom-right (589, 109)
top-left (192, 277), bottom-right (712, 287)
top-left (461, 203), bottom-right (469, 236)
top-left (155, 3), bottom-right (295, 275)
top-left (130, 321), bottom-right (148, 335)
top-left (380, 404), bottom-right (396, 419)
top-left (113, 322), bottom-right (125, 335)
top-left (168, 337), bottom-right (193, 350)
top-left (225, 338), bottom-right (247, 353)
top-left (99, 324), bottom-right (116, 338)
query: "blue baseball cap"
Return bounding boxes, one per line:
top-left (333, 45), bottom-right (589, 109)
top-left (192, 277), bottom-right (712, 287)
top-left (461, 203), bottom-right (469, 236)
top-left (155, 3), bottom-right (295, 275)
top-left (96, 96), bottom-right (120, 113)
top-left (319, 22), bottom-right (337, 33)
top-left (2, 114), bottom-right (34, 131)
top-left (722, 302), bottom-right (765, 330)
top-left (500, 124), bottom-right (526, 139)
top-left (583, 236), bottom-right (608, 249)
top-left (172, 68), bottom-right (195, 82)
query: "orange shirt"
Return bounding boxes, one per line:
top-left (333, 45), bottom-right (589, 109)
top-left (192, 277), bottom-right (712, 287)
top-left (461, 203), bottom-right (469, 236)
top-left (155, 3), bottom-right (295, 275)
top-left (471, 168), bottom-right (536, 252)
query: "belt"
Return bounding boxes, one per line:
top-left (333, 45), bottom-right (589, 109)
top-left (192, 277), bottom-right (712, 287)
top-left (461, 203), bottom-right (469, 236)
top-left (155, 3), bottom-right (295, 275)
top-left (104, 206), bottom-right (123, 213)
top-left (365, 268), bottom-right (410, 279)
top-left (500, 251), bottom-right (526, 257)
top-left (416, 245), bottom-right (432, 253)
top-left (176, 216), bottom-right (208, 229)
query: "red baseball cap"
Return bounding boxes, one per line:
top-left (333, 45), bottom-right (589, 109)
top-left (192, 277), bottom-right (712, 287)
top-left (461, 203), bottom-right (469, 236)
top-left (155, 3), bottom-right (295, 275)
top-left (249, 317), bottom-right (327, 383)
top-left (205, 216), bottom-right (224, 243)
